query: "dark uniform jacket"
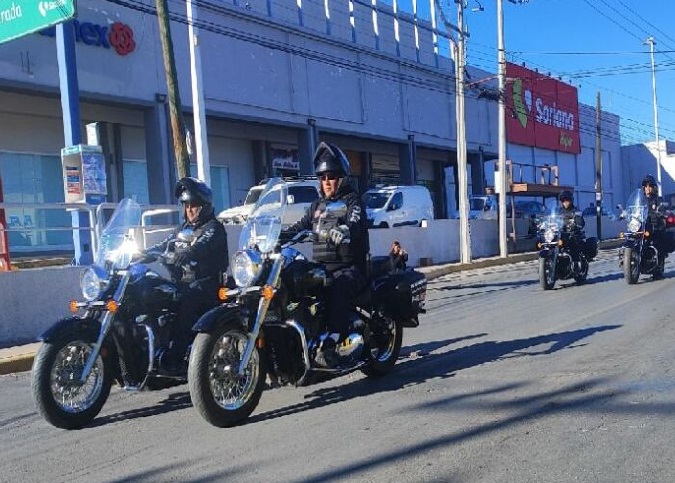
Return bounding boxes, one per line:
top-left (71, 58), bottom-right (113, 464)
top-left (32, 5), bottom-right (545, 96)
top-left (150, 209), bottom-right (228, 288)
top-left (560, 204), bottom-right (585, 234)
top-left (289, 183), bottom-right (369, 274)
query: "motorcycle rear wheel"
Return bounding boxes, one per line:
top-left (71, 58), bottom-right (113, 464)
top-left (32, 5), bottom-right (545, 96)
top-left (623, 247), bottom-right (640, 284)
top-left (574, 255), bottom-right (589, 284)
top-left (361, 317), bottom-right (402, 377)
top-left (188, 323), bottom-right (265, 428)
top-left (31, 333), bottom-right (113, 429)
top-left (539, 256), bottom-right (556, 290)
top-left (652, 255), bottom-right (665, 280)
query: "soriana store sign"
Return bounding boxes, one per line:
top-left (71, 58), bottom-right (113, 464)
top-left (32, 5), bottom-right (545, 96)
top-left (505, 62), bottom-right (580, 154)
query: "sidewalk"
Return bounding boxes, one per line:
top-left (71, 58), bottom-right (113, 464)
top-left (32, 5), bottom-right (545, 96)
top-left (0, 240), bottom-right (622, 376)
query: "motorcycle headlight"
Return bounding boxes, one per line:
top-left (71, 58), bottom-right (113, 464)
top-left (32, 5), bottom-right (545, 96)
top-left (627, 218), bottom-right (641, 233)
top-left (543, 228), bottom-right (557, 243)
top-left (232, 250), bottom-right (262, 288)
top-left (80, 266), bottom-right (109, 301)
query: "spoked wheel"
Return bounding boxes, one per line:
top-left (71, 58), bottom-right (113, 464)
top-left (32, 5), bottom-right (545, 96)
top-left (623, 247), bottom-right (640, 284)
top-left (574, 255), bottom-right (589, 284)
top-left (361, 317), bottom-right (402, 377)
top-left (31, 334), bottom-right (113, 429)
top-left (188, 324), bottom-right (265, 428)
top-left (538, 256), bottom-right (556, 290)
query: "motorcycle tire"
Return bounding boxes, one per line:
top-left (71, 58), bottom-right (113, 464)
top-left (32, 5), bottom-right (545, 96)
top-left (623, 247), bottom-right (640, 284)
top-left (188, 323), bottom-right (265, 428)
top-left (361, 318), bottom-right (403, 377)
top-left (31, 333), bottom-right (113, 430)
top-left (538, 256), bottom-right (556, 290)
top-left (574, 256), bottom-right (589, 285)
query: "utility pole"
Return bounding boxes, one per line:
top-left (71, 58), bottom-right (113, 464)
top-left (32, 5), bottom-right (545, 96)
top-left (456, 0), bottom-right (471, 264)
top-left (645, 36), bottom-right (662, 198)
top-left (156, 0), bottom-right (191, 179)
top-left (595, 92), bottom-right (602, 240)
top-left (187, 0), bottom-right (211, 186)
top-left (497, 0), bottom-right (508, 257)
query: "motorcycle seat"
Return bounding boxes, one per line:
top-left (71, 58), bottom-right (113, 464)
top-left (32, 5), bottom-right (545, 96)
top-left (369, 256), bottom-right (391, 280)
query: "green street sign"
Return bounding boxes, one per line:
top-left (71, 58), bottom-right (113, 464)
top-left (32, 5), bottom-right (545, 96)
top-left (0, 0), bottom-right (76, 45)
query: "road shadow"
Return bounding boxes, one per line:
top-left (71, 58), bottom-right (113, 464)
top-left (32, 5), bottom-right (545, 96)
top-left (434, 279), bottom-right (538, 291)
top-left (88, 389), bottom-right (192, 428)
top-left (247, 324), bottom-right (621, 425)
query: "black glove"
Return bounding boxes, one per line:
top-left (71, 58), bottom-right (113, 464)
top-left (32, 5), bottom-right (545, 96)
top-left (329, 225), bottom-right (350, 245)
top-left (167, 251), bottom-right (190, 266)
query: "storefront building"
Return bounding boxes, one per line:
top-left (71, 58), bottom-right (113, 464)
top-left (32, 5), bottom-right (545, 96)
top-left (0, 1), bottom-right (622, 253)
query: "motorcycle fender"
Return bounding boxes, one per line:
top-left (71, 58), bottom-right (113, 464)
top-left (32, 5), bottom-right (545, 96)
top-left (38, 316), bottom-right (101, 342)
top-left (192, 304), bottom-right (243, 334)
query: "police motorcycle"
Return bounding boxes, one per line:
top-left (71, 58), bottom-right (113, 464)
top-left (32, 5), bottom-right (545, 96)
top-left (32, 199), bottom-right (198, 429)
top-left (537, 205), bottom-right (595, 290)
top-left (619, 189), bottom-right (666, 284)
top-left (188, 179), bottom-right (427, 427)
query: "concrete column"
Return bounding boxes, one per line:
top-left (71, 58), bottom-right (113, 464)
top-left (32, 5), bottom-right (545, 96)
top-left (399, 135), bottom-right (417, 185)
top-left (297, 119), bottom-right (319, 176)
top-left (144, 96), bottom-right (173, 204)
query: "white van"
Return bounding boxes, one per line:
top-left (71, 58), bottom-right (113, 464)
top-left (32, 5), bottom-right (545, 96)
top-left (469, 194), bottom-right (498, 220)
top-left (246, 178), bottom-right (320, 229)
top-left (363, 185), bottom-right (434, 228)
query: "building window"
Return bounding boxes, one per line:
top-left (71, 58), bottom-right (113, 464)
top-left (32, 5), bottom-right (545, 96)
top-left (191, 164), bottom-right (231, 213)
top-left (123, 159), bottom-right (150, 204)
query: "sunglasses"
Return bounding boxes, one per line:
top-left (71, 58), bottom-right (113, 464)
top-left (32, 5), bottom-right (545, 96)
top-left (320, 173), bottom-right (339, 181)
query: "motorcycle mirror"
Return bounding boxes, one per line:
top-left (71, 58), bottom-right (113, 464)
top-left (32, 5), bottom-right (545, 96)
top-left (177, 227), bottom-right (195, 243)
top-left (324, 200), bottom-right (348, 219)
top-left (286, 194), bottom-right (295, 205)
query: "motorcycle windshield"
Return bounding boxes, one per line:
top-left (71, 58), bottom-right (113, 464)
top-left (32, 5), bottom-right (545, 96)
top-left (539, 206), bottom-right (563, 232)
top-left (95, 198), bottom-right (143, 270)
top-left (625, 189), bottom-right (648, 233)
top-left (239, 178), bottom-right (285, 254)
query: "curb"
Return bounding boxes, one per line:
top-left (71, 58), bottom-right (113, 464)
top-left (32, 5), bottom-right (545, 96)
top-left (0, 239), bottom-right (623, 376)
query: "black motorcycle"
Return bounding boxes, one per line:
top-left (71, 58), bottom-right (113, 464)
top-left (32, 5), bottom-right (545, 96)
top-left (32, 199), bottom-right (199, 429)
top-left (619, 189), bottom-right (667, 284)
top-left (187, 179), bottom-right (427, 427)
top-left (537, 206), bottom-right (596, 290)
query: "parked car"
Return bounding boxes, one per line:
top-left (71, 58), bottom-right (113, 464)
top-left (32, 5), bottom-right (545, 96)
top-left (217, 183), bottom-right (265, 225)
top-left (246, 177), bottom-right (320, 229)
top-left (217, 177), bottom-right (320, 227)
top-left (363, 185), bottom-right (434, 228)
top-left (469, 194), bottom-right (498, 220)
top-left (581, 205), bottom-right (617, 220)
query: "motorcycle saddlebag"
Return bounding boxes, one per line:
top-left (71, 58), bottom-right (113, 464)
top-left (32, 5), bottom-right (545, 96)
top-left (584, 237), bottom-right (598, 260)
top-left (373, 270), bottom-right (427, 326)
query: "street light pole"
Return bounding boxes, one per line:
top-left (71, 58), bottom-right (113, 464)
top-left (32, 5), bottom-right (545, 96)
top-left (456, 0), bottom-right (471, 264)
top-left (187, 0), bottom-right (211, 187)
top-left (645, 36), bottom-right (662, 198)
top-left (497, 0), bottom-right (508, 257)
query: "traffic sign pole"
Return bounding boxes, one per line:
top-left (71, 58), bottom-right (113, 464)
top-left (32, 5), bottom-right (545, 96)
top-left (56, 21), bottom-right (94, 265)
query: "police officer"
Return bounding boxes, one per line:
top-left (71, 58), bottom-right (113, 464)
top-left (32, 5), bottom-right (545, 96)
top-left (287, 141), bottom-right (369, 367)
top-left (641, 174), bottom-right (669, 256)
top-left (149, 177), bottom-right (228, 373)
top-left (558, 190), bottom-right (585, 267)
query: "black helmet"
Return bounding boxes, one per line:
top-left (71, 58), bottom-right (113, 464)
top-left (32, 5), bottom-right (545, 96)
top-left (313, 141), bottom-right (351, 177)
top-left (559, 190), bottom-right (574, 203)
top-left (174, 177), bottom-right (213, 205)
top-left (642, 174), bottom-right (657, 188)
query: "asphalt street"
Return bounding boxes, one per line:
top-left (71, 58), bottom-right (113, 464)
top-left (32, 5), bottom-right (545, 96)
top-left (1, 248), bottom-right (674, 483)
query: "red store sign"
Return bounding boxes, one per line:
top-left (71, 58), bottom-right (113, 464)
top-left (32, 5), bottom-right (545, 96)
top-left (505, 62), bottom-right (581, 154)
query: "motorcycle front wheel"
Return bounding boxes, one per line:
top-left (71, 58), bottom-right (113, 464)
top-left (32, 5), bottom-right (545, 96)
top-left (623, 247), bottom-right (640, 284)
top-left (539, 256), bottom-right (556, 290)
top-left (188, 323), bottom-right (265, 428)
top-left (31, 333), bottom-right (113, 429)
top-left (362, 317), bottom-right (403, 377)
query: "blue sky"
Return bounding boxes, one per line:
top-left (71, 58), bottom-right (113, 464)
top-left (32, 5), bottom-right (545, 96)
top-left (431, 0), bottom-right (675, 146)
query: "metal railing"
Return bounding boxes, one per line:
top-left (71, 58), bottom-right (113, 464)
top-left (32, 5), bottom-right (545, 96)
top-left (0, 202), bottom-right (180, 263)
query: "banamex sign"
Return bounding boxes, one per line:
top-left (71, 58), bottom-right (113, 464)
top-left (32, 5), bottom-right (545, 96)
top-left (505, 62), bottom-right (581, 154)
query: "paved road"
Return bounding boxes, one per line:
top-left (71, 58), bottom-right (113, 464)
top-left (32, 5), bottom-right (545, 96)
top-left (1, 250), bottom-right (674, 483)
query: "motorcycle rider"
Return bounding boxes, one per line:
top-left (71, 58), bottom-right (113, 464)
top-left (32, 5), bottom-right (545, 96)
top-left (286, 141), bottom-right (369, 368)
top-left (558, 190), bottom-right (585, 269)
top-left (641, 174), bottom-right (669, 257)
top-left (146, 177), bottom-right (228, 373)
